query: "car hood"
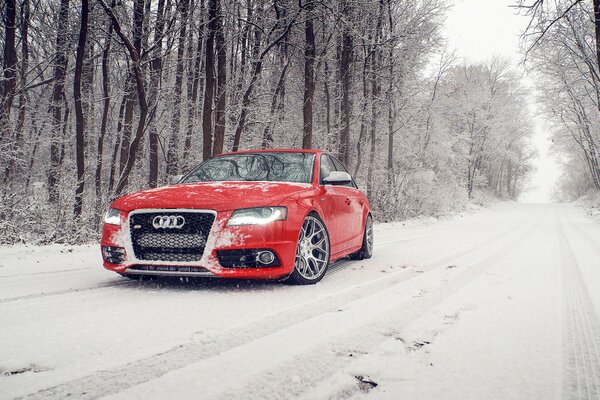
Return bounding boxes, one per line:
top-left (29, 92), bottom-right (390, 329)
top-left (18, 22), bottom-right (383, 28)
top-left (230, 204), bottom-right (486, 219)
top-left (111, 181), bottom-right (314, 212)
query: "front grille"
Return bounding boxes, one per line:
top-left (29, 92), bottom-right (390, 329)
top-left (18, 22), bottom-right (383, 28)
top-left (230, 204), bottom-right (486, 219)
top-left (129, 211), bottom-right (215, 262)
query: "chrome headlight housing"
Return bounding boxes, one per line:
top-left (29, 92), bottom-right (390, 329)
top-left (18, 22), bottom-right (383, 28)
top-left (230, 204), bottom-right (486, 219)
top-left (104, 207), bottom-right (121, 226)
top-left (227, 207), bottom-right (287, 226)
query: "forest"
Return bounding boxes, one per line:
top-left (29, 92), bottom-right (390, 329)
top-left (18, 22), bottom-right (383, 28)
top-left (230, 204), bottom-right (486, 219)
top-left (519, 0), bottom-right (600, 202)
top-left (0, 0), bottom-right (563, 244)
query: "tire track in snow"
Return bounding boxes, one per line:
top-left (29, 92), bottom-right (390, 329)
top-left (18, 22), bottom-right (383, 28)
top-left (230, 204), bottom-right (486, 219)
top-left (374, 206), bottom-right (503, 243)
top-left (12, 207), bottom-right (543, 400)
top-left (200, 211), bottom-right (544, 400)
top-left (0, 280), bottom-right (137, 304)
top-left (375, 210), bottom-right (509, 248)
top-left (0, 267), bottom-right (90, 279)
top-left (557, 209), bottom-right (600, 400)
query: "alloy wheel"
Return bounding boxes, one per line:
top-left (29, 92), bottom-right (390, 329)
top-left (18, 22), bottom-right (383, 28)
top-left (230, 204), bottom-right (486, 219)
top-left (366, 215), bottom-right (374, 254)
top-left (294, 215), bottom-right (330, 280)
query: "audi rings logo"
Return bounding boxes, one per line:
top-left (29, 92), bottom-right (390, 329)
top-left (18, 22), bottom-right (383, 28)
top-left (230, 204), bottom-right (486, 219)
top-left (152, 215), bottom-right (186, 229)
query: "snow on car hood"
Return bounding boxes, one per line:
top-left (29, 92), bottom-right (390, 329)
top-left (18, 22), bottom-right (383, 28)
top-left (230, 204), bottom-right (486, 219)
top-left (111, 181), bottom-right (314, 212)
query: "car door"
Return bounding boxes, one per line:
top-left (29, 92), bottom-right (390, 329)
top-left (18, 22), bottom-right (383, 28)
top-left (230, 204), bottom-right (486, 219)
top-left (330, 157), bottom-right (364, 248)
top-left (318, 154), bottom-right (353, 254)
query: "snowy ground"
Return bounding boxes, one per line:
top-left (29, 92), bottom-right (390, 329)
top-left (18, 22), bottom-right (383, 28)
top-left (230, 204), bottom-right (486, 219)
top-left (1, 202), bottom-right (600, 400)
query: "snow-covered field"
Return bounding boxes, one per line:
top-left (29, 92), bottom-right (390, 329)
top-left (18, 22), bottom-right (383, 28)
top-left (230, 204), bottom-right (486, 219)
top-left (1, 202), bottom-right (599, 400)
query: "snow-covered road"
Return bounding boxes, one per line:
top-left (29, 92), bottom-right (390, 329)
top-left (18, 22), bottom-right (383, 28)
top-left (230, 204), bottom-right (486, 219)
top-left (1, 203), bottom-right (599, 399)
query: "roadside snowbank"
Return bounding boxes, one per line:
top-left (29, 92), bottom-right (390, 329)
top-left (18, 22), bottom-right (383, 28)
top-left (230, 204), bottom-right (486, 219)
top-left (573, 191), bottom-right (600, 222)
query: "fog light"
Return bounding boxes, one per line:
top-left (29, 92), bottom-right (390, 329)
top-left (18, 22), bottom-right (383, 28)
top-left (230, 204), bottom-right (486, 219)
top-left (257, 251), bottom-right (275, 265)
top-left (216, 249), bottom-right (280, 268)
top-left (102, 246), bottom-right (126, 264)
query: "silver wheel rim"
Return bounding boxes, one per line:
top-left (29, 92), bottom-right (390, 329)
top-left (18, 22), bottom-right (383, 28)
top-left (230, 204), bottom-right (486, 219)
top-left (295, 216), bottom-right (329, 280)
top-left (366, 216), bottom-right (373, 253)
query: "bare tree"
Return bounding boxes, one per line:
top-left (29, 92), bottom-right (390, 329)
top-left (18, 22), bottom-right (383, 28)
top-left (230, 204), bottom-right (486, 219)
top-left (167, 0), bottom-right (190, 175)
top-left (302, 3), bottom-right (316, 149)
top-left (213, 0), bottom-right (227, 156)
top-left (47, 0), bottom-right (70, 205)
top-left (99, 0), bottom-right (149, 196)
top-left (231, 1), bottom-right (306, 151)
top-left (183, 0), bottom-right (205, 167)
top-left (148, 0), bottom-right (167, 187)
top-left (339, 0), bottom-right (352, 165)
top-left (3, 0), bottom-right (29, 184)
top-left (74, 0), bottom-right (89, 218)
top-left (0, 0), bottom-right (18, 142)
top-left (202, 0), bottom-right (218, 160)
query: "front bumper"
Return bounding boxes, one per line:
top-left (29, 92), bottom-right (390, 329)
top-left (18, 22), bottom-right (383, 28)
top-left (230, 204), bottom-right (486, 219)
top-left (100, 209), bottom-right (298, 280)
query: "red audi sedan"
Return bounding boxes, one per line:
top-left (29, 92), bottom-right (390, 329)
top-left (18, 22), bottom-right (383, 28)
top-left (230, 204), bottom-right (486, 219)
top-left (101, 149), bottom-right (373, 284)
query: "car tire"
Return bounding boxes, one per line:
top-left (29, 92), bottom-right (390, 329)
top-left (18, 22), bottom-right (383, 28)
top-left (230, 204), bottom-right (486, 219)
top-left (350, 214), bottom-right (373, 260)
top-left (286, 213), bottom-right (331, 285)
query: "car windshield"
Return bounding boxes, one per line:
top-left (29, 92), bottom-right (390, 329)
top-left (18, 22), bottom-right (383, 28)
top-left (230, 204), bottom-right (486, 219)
top-left (182, 152), bottom-right (315, 184)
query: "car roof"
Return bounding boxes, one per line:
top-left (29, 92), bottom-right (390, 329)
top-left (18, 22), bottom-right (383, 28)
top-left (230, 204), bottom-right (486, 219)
top-left (217, 148), bottom-right (324, 157)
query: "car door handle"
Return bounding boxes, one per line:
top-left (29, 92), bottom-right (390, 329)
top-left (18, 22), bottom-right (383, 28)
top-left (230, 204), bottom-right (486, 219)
top-left (345, 198), bottom-right (351, 205)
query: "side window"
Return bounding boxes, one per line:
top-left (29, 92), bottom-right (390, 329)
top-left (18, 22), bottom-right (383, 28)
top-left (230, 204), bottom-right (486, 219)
top-left (319, 155), bottom-right (336, 185)
top-left (331, 157), bottom-right (358, 189)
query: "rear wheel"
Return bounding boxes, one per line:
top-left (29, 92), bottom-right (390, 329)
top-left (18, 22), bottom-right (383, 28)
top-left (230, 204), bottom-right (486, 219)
top-left (350, 214), bottom-right (373, 260)
top-left (286, 214), bottom-right (330, 285)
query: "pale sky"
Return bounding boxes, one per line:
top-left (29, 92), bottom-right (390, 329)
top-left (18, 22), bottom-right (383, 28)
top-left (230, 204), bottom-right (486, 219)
top-left (444, 0), bottom-right (561, 202)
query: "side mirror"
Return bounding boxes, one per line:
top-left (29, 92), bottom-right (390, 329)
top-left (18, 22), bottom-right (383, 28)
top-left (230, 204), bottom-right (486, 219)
top-left (324, 171), bottom-right (352, 185)
top-left (169, 174), bottom-right (184, 185)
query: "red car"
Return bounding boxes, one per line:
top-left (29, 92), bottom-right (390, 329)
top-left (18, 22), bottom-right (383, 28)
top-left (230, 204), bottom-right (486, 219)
top-left (101, 149), bottom-right (373, 284)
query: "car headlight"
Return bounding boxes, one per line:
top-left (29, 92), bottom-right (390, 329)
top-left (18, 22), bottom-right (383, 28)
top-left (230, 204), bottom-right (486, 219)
top-left (104, 207), bottom-right (121, 226)
top-left (227, 207), bottom-right (287, 226)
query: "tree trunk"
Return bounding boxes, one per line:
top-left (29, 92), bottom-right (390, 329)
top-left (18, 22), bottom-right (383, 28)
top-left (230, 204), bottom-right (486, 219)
top-left (119, 80), bottom-right (136, 177)
top-left (74, 0), bottom-right (89, 219)
top-left (118, 0), bottom-right (144, 183)
top-left (48, 0), bottom-right (70, 204)
top-left (302, 7), bottom-right (316, 149)
top-left (582, 126), bottom-right (600, 188)
top-left (386, 0), bottom-right (395, 186)
top-left (339, 1), bottom-right (352, 166)
top-left (213, 0), bottom-right (227, 156)
top-left (202, 0), bottom-right (218, 160)
top-left (594, 0), bottom-right (600, 77)
top-left (183, 0), bottom-right (205, 167)
top-left (322, 22), bottom-right (331, 141)
top-left (231, 0), bottom-right (263, 152)
top-left (96, 1), bottom-right (115, 211)
top-left (232, 0), bottom-right (250, 124)
top-left (353, 43), bottom-right (369, 177)
top-left (4, 0), bottom-right (29, 184)
top-left (108, 93), bottom-right (127, 194)
top-left (0, 0), bottom-right (18, 141)
top-left (166, 0), bottom-right (190, 175)
top-left (262, 57), bottom-right (290, 148)
top-left (367, 0), bottom-right (384, 198)
top-left (148, 0), bottom-right (166, 187)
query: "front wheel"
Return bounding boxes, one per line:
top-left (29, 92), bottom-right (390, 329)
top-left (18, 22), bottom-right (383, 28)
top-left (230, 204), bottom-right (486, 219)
top-left (350, 214), bottom-right (373, 260)
top-left (286, 214), bottom-right (331, 285)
